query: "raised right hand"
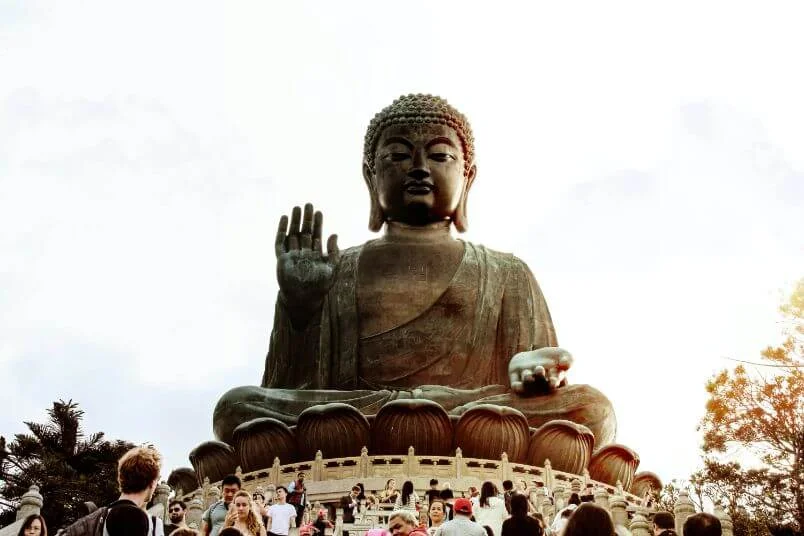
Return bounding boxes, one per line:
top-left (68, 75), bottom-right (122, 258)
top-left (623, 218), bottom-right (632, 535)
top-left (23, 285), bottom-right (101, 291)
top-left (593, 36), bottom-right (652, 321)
top-left (275, 203), bottom-right (339, 311)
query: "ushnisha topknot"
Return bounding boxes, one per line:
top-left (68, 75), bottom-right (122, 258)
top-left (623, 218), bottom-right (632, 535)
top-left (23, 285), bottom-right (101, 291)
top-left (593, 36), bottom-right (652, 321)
top-left (363, 94), bottom-right (475, 176)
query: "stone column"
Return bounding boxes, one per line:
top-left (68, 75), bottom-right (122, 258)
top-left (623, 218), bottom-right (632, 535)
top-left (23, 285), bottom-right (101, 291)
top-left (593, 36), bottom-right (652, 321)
top-left (630, 513), bottom-right (651, 536)
top-left (609, 495), bottom-right (628, 528)
top-left (153, 482), bottom-right (172, 519)
top-left (594, 487), bottom-right (610, 510)
top-left (674, 490), bottom-right (696, 535)
top-left (714, 506), bottom-right (734, 536)
top-left (16, 485), bottom-right (43, 520)
top-left (186, 497), bottom-right (204, 529)
top-left (553, 484), bottom-right (567, 510)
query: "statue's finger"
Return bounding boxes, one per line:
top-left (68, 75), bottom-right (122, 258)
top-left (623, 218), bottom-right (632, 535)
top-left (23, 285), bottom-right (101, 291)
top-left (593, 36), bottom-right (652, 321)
top-left (326, 234), bottom-right (340, 265)
top-left (545, 369), bottom-right (559, 388)
top-left (532, 365), bottom-right (546, 380)
top-left (301, 203), bottom-right (314, 236)
top-left (312, 237), bottom-right (322, 254)
top-left (520, 368), bottom-right (534, 383)
top-left (275, 215), bottom-right (288, 257)
top-left (313, 211), bottom-right (323, 243)
top-left (510, 372), bottom-right (524, 393)
top-left (289, 206), bottom-right (302, 237)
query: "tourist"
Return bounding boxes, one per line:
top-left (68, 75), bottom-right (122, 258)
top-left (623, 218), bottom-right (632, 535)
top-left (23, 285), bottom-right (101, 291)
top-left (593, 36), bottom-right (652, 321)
top-left (653, 512), bottom-right (676, 536)
top-left (501, 481), bottom-right (514, 514)
top-left (252, 489), bottom-right (269, 526)
top-left (501, 495), bottom-right (542, 536)
top-left (563, 503), bottom-right (615, 536)
top-left (531, 513), bottom-right (547, 536)
top-left (225, 491), bottom-right (266, 536)
top-left (388, 511), bottom-right (427, 536)
top-left (468, 487), bottom-right (480, 509)
top-left (356, 482), bottom-right (367, 501)
top-left (366, 530), bottom-right (391, 536)
top-left (309, 509), bottom-right (332, 535)
top-left (394, 481), bottom-right (419, 511)
top-left (380, 479), bottom-right (399, 504)
top-left (286, 472), bottom-right (307, 527)
top-left (550, 493), bottom-right (580, 533)
top-left (106, 504), bottom-right (151, 536)
top-left (18, 514), bottom-right (47, 536)
top-left (202, 475), bottom-right (242, 536)
top-left (61, 446), bottom-right (162, 536)
top-left (427, 499), bottom-right (447, 535)
top-left (552, 509), bottom-right (573, 535)
top-left (165, 500), bottom-right (188, 535)
top-left (265, 487), bottom-right (296, 536)
top-left (474, 482), bottom-right (507, 536)
top-left (683, 513), bottom-right (721, 536)
top-left (434, 498), bottom-right (485, 536)
top-left (170, 530), bottom-right (199, 536)
top-left (425, 479), bottom-right (440, 505)
top-left (438, 484), bottom-right (454, 520)
top-left (340, 485), bottom-right (361, 523)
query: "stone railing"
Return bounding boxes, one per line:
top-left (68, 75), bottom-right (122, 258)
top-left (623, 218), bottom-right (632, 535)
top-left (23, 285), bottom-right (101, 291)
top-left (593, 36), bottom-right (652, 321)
top-left (180, 446), bottom-right (716, 535)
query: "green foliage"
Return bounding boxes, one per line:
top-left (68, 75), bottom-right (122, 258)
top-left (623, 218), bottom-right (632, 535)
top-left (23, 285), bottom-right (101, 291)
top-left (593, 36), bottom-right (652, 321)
top-left (0, 400), bottom-right (135, 530)
top-left (698, 279), bottom-right (804, 533)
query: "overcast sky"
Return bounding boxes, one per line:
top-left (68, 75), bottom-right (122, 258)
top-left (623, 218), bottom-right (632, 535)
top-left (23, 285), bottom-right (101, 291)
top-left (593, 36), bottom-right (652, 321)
top-left (1, 1), bottom-right (802, 492)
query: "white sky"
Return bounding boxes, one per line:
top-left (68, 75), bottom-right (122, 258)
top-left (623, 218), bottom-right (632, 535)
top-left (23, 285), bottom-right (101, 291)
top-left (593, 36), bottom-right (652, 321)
top-left (1, 1), bottom-right (802, 491)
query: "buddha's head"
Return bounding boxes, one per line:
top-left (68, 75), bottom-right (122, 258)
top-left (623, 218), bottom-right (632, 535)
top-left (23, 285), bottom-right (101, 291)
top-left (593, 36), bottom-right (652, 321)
top-left (363, 94), bottom-right (476, 232)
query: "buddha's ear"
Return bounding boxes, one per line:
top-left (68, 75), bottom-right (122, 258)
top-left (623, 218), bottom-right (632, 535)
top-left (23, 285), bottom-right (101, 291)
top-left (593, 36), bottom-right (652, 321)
top-left (454, 163), bottom-right (476, 233)
top-left (363, 162), bottom-right (384, 232)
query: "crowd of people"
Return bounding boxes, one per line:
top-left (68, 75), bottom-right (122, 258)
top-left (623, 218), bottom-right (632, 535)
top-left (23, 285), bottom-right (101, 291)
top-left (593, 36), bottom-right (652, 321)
top-left (16, 446), bottom-right (725, 536)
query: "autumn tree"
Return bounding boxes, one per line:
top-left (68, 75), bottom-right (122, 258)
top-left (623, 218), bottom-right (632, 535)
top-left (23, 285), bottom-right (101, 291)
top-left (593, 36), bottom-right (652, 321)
top-left (699, 279), bottom-right (803, 532)
top-left (0, 400), bottom-right (134, 529)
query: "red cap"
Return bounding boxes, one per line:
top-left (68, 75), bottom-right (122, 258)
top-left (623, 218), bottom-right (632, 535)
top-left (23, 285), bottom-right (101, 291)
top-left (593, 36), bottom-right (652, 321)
top-left (453, 498), bottom-right (472, 515)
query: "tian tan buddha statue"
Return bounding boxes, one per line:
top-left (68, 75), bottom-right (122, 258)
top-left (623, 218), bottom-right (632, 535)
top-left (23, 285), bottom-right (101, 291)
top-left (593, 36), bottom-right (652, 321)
top-left (197, 95), bottom-right (636, 487)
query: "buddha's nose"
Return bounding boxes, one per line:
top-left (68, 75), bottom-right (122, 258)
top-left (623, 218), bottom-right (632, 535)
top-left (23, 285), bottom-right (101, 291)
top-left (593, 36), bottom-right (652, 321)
top-left (408, 150), bottom-right (430, 180)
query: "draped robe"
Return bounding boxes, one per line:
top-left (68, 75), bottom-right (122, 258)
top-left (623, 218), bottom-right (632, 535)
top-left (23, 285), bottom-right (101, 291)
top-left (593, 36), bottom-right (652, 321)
top-left (213, 241), bottom-right (615, 445)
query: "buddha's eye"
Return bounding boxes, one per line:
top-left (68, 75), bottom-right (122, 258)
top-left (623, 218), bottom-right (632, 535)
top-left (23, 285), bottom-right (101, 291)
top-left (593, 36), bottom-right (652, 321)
top-left (429, 152), bottom-right (455, 163)
top-left (384, 152), bottom-right (411, 162)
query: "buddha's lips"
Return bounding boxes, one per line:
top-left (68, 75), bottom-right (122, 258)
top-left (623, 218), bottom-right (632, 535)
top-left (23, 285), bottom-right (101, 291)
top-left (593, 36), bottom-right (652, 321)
top-left (404, 183), bottom-right (435, 194)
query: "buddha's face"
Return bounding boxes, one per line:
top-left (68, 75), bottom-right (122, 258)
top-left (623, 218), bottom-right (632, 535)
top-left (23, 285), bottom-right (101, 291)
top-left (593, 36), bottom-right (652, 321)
top-left (369, 122), bottom-right (475, 226)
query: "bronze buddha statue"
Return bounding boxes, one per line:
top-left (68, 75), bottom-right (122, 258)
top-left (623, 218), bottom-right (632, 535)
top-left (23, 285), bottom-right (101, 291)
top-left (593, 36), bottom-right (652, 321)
top-left (212, 94), bottom-right (617, 455)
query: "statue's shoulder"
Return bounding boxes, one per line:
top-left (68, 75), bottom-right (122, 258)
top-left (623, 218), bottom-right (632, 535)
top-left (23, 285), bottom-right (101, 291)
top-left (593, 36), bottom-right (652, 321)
top-left (462, 241), bottom-right (533, 274)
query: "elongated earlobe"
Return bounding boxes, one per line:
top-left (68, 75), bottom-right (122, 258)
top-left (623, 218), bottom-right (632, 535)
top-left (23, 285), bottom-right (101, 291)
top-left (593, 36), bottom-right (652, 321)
top-left (454, 164), bottom-right (476, 233)
top-left (363, 162), bottom-right (384, 232)
top-left (454, 193), bottom-right (469, 233)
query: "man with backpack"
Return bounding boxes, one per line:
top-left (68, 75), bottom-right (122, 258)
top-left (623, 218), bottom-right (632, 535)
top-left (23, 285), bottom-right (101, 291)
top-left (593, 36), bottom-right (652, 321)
top-left (62, 446), bottom-right (163, 536)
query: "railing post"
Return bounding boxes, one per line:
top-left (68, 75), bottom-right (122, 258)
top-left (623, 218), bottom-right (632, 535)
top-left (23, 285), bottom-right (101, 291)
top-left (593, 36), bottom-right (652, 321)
top-left (501, 452), bottom-right (510, 482)
top-left (186, 496), bottom-right (204, 529)
top-left (455, 448), bottom-right (463, 480)
top-left (609, 494), bottom-right (628, 528)
top-left (594, 487), bottom-right (610, 510)
top-left (359, 446), bottom-right (369, 478)
top-left (553, 483), bottom-right (566, 510)
top-left (406, 446), bottom-right (418, 477)
top-left (270, 457), bottom-right (281, 486)
top-left (15, 485), bottom-right (43, 520)
top-left (630, 513), bottom-right (651, 536)
top-left (313, 450), bottom-right (324, 481)
top-left (543, 459), bottom-right (554, 490)
top-left (714, 505), bottom-right (734, 536)
top-left (674, 490), bottom-right (696, 536)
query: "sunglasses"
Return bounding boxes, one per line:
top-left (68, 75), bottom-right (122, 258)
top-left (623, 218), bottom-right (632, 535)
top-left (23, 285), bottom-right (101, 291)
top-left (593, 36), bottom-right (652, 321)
top-left (169, 508), bottom-right (183, 513)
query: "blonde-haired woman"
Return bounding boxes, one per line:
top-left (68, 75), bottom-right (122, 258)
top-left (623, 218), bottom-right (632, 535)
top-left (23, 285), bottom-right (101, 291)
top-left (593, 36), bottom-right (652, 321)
top-left (225, 490), bottom-right (267, 536)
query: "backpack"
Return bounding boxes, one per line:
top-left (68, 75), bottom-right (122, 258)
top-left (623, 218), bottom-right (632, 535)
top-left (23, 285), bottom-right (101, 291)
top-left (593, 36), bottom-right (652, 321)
top-left (62, 501), bottom-right (158, 536)
top-left (62, 506), bottom-right (110, 536)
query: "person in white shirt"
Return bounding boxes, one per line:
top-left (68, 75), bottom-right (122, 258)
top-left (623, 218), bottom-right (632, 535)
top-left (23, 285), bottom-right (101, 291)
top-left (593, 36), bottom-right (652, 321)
top-left (266, 487), bottom-right (296, 536)
top-left (473, 482), bottom-right (508, 536)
